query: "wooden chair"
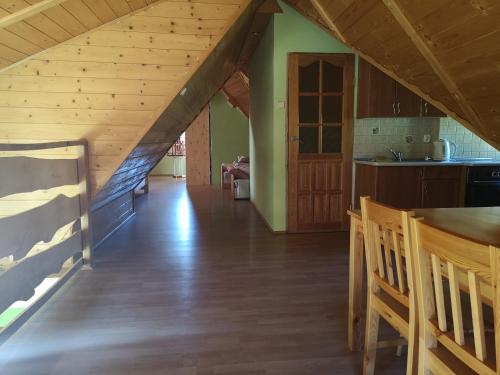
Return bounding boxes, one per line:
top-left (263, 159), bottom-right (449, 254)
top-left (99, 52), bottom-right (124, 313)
top-left (410, 217), bottom-right (499, 375)
top-left (360, 196), bottom-right (418, 375)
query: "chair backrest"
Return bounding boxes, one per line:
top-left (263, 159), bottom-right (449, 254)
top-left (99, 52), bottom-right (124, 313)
top-left (411, 217), bottom-right (499, 375)
top-left (360, 196), bottom-right (415, 308)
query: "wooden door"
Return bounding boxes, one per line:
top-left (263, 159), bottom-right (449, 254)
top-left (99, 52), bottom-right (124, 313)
top-left (287, 53), bottom-right (354, 232)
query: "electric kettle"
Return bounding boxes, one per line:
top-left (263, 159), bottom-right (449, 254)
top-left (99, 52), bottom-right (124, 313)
top-left (432, 139), bottom-right (456, 161)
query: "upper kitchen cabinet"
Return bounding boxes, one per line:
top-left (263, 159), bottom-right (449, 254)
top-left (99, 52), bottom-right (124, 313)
top-left (357, 59), bottom-right (445, 119)
top-left (421, 99), bottom-right (445, 117)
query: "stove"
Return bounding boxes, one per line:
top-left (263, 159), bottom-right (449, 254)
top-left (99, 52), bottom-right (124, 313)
top-left (465, 165), bottom-right (500, 207)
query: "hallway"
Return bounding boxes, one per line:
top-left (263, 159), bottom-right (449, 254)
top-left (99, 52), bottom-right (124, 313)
top-left (0, 177), bottom-right (402, 374)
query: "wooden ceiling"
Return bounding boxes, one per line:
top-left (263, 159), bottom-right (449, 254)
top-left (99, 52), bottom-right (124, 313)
top-left (0, 0), bottom-right (250, 202)
top-left (285, 0), bottom-right (500, 149)
top-left (0, 0), bottom-right (160, 70)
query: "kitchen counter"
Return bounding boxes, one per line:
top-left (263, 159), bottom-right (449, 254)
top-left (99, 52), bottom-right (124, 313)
top-left (355, 158), bottom-right (500, 167)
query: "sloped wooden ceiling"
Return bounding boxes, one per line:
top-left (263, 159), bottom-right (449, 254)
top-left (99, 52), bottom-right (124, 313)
top-left (0, 0), bottom-right (160, 69)
top-left (0, 0), bottom-right (262, 207)
top-left (285, 0), bottom-right (500, 149)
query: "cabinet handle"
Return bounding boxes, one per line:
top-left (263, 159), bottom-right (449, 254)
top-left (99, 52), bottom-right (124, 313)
top-left (392, 102), bottom-right (396, 116)
top-left (424, 102), bottom-right (428, 115)
top-left (397, 102), bottom-right (401, 114)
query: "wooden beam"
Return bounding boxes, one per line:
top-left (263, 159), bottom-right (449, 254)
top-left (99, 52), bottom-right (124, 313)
top-left (309, 0), bottom-right (346, 44)
top-left (381, 0), bottom-right (487, 134)
top-left (0, 0), bottom-right (67, 29)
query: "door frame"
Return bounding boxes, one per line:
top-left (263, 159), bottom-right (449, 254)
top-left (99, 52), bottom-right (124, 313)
top-left (286, 52), bottom-right (354, 232)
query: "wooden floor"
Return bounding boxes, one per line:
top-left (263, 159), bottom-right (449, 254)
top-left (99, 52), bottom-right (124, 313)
top-left (0, 177), bottom-right (406, 374)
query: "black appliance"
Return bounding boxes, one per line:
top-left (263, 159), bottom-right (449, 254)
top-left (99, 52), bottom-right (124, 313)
top-left (465, 166), bottom-right (500, 207)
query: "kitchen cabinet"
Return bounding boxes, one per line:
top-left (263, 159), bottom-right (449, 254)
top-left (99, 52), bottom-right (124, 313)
top-left (354, 164), bottom-right (466, 209)
top-left (421, 100), bottom-right (445, 117)
top-left (357, 59), bottom-right (446, 118)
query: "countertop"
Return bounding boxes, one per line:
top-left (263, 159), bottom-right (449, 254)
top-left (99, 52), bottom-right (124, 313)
top-left (354, 158), bottom-right (500, 167)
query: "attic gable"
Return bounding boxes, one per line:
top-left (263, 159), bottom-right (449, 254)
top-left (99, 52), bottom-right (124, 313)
top-left (285, 0), bottom-right (500, 149)
top-left (0, 0), bottom-right (251, 199)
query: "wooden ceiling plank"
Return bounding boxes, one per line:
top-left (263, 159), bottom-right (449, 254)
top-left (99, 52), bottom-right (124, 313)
top-left (36, 4), bottom-right (88, 36)
top-left (0, 0), bottom-right (67, 29)
top-left (0, 43), bottom-right (27, 61)
top-left (61, 0), bottom-right (102, 29)
top-left (81, 0), bottom-right (117, 23)
top-left (381, 0), bottom-right (488, 135)
top-left (39, 44), bottom-right (201, 66)
top-left (72, 30), bottom-right (212, 51)
top-left (0, 28), bottom-right (42, 54)
top-left (126, 0), bottom-right (148, 11)
top-left (104, 0), bottom-right (132, 17)
top-left (309, 0), bottom-right (345, 43)
top-left (0, 75), bottom-right (179, 96)
top-left (8, 59), bottom-right (191, 81)
top-left (0, 90), bottom-right (165, 111)
top-left (106, 15), bottom-right (226, 36)
top-left (139, 2), bottom-right (241, 20)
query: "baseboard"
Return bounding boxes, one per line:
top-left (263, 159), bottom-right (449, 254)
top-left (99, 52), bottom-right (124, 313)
top-left (93, 211), bottom-right (136, 249)
top-left (0, 258), bottom-right (83, 346)
top-left (250, 201), bottom-right (287, 234)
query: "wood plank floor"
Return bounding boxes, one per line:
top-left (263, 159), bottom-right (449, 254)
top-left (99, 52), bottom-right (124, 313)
top-left (0, 177), bottom-right (406, 374)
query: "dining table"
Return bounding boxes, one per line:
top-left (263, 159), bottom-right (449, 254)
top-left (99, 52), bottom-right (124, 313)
top-left (346, 206), bottom-right (500, 351)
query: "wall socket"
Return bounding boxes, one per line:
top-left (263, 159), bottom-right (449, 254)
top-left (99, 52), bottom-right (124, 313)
top-left (423, 134), bottom-right (431, 143)
top-left (405, 135), bottom-right (414, 144)
top-left (372, 127), bottom-right (380, 135)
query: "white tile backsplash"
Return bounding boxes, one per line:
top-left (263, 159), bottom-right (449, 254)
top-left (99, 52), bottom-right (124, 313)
top-left (353, 117), bottom-right (439, 159)
top-left (439, 117), bottom-right (500, 160)
top-left (353, 116), bottom-right (500, 161)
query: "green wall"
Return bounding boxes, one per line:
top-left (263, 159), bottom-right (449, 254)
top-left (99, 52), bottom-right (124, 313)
top-left (249, 18), bottom-right (275, 226)
top-left (151, 155), bottom-right (185, 176)
top-left (210, 92), bottom-right (249, 184)
top-left (250, 1), bottom-right (352, 231)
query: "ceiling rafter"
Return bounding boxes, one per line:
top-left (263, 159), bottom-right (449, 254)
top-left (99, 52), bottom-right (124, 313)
top-left (0, 0), bottom-right (67, 29)
top-left (297, 0), bottom-right (482, 141)
top-left (309, 0), bottom-right (346, 43)
top-left (381, 0), bottom-right (487, 136)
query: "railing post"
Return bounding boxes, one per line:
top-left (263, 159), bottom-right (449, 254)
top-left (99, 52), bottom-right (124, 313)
top-left (76, 140), bottom-right (93, 269)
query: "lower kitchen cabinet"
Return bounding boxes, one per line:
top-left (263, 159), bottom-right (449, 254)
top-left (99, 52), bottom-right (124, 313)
top-left (354, 164), bottom-right (466, 209)
top-left (421, 179), bottom-right (462, 208)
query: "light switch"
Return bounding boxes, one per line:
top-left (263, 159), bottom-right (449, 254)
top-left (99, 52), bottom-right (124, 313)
top-left (423, 134), bottom-right (431, 143)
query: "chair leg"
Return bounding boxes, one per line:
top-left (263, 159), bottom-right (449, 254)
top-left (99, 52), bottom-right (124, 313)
top-left (363, 294), bottom-right (380, 375)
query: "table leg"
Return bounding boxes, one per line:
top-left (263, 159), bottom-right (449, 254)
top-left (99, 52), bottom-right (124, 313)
top-left (348, 217), bottom-right (364, 351)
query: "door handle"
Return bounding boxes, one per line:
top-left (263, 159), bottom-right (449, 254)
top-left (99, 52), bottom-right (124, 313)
top-left (290, 135), bottom-right (300, 142)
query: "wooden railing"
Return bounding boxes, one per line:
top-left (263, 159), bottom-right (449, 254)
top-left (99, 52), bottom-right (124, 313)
top-left (0, 140), bottom-right (92, 344)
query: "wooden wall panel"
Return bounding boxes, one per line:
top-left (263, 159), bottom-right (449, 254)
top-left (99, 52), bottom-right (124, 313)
top-left (186, 106), bottom-right (211, 185)
top-left (0, 0), bottom-right (250, 206)
top-left (91, 190), bottom-right (134, 248)
top-left (94, 0), bottom-right (266, 208)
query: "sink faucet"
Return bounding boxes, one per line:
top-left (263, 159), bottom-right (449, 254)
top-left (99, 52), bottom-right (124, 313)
top-left (389, 148), bottom-right (403, 162)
